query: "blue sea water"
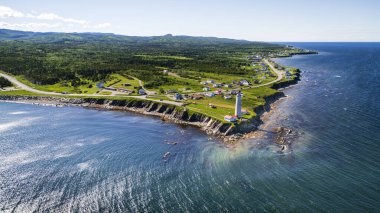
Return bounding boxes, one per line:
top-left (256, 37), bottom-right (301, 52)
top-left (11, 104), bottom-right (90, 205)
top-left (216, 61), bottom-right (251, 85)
top-left (0, 43), bottom-right (379, 212)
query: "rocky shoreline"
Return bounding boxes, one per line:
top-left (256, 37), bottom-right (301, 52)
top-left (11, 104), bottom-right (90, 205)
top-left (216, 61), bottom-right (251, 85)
top-left (0, 69), bottom-right (302, 143)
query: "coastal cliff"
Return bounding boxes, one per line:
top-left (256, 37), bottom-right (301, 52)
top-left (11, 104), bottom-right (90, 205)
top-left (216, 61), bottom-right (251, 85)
top-left (0, 96), bottom-right (232, 139)
top-left (271, 69), bottom-right (301, 90)
top-left (0, 70), bottom-right (301, 143)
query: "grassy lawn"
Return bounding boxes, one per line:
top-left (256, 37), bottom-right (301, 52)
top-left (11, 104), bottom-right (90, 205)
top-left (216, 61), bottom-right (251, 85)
top-left (0, 90), bottom-right (46, 96)
top-left (146, 94), bottom-right (172, 101)
top-left (14, 75), bottom-right (100, 94)
top-left (105, 74), bottom-right (140, 89)
top-left (158, 75), bottom-right (204, 93)
top-left (187, 103), bottom-right (233, 121)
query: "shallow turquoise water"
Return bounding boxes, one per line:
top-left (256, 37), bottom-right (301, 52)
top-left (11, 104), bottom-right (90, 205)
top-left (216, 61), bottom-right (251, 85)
top-left (1, 43), bottom-right (379, 212)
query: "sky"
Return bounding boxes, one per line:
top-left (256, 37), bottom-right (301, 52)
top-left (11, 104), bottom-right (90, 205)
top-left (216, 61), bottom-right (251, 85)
top-left (0, 0), bottom-right (379, 42)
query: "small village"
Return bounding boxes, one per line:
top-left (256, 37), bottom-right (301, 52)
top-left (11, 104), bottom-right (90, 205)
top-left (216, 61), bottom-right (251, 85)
top-left (1, 52), bottom-right (298, 124)
top-left (89, 55), bottom-right (296, 123)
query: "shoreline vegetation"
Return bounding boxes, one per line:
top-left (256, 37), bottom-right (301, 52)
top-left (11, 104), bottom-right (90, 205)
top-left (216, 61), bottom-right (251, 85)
top-left (0, 29), bottom-right (317, 143)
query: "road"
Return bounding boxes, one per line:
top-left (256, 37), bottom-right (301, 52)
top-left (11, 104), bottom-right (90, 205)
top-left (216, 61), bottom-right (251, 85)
top-left (241, 59), bottom-right (283, 90)
top-left (133, 77), bottom-right (156, 95)
top-left (257, 59), bottom-right (283, 87)
top-left (0, 73), bottom-right (183, 106)
top-left (0, 59), bottom-right (282, 107)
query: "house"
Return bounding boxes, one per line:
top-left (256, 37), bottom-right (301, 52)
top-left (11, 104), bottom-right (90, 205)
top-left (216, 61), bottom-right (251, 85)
top-left (240, 79), bottom-right (251, 86)
top-left (174, 93), bottom-right (183, 100)
top-left (224, 91), bottom-right (232, 95)
top-left (166, 89), bottom-right (177, 94)
top-left (224, 115), bottom-right (238, 122)
top-left (251, 55), bottom-right (262, 63)
top-left (200, 81), bottom-right (208, 85)
top-left (213, 83), bottom-right (222, 88)
top-left (163, 70), bottom-right (169, 74)
top-left (138, 89), bottom-right (146, 95)
top-left (224, 95), bottom-right (232, 100)
top-left (230, 90), bottom-right (239, 95)
top-left (209, 103), bottom-right (216, 108)
top-left (189, 94), bottom-right (203, 100)
top-left (203, 87), bottom-right (210, 91)
top-left (214, 90), bottom-right (222, 95)
top-left (242, 110), bottom-right (250, 115)
top-left (206, 79), bottom-right (215, 84)
top-left (204, 92), bottom-right (215, 97)
top-left (104, 87), bottom-right (117, 91)
top-left (224, 84), bottom-right (232, 88)
top-left (96, 82), bottom-right (105, 88)
top-left (117, 88), bottom-right (133, 93)
top-left (285, 71), bottom-right (292, 79)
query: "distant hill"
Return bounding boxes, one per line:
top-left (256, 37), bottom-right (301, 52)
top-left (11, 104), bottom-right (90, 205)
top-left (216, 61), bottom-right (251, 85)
top-left (0, 28), bottom-right (261, 45)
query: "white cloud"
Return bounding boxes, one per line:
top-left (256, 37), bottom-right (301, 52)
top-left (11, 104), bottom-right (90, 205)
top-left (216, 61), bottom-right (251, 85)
top-left (0, 5), bottom-right (108, 31)
top-left (0, 6), bottom-right (24, 18)
top-left (35, 13), bottom-right (88, 25)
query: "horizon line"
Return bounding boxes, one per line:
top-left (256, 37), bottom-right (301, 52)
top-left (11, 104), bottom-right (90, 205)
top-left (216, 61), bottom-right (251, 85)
top-left (1, 28), bottom-right (380, 43)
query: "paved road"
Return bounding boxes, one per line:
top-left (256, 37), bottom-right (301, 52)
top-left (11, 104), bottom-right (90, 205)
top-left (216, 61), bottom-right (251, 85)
top-left (241, 59), bottom-right (283, 90)
top-left (258, 59), bottom-right (283, 87)
top-left (0, 73), bottom-right (61, 95)
top-left (0, 72), bottom-right (183, 106)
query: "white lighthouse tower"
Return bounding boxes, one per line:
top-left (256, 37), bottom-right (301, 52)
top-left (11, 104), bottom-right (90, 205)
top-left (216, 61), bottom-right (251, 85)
top-left (235, 91), bottom-right (242, 118)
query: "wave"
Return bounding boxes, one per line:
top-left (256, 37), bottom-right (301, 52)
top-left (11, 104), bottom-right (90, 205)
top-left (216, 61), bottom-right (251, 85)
top-left (7, 111), bottom-right (29, 115)
top-left (0, 117), bottom-right (41, 133)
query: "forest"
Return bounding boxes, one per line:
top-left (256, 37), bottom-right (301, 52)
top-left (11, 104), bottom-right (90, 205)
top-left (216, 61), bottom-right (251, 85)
top-left (0, 76), bottom-right (12, 87)
top-left (0, 29), bottom-right (291, 87)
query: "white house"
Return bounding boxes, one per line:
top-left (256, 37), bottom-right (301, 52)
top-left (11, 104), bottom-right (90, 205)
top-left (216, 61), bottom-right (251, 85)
top-left (214, 90), bottom-right (222, 95)
top-left (240, 80), bottom-right (251, 86)
top-left (203, 87), bottom-right (210, 91)
top-left (224, 95), bottom-right (232, 100)
top-left (224, 115), bottom-right (238, 122)
top-left (204, 92), bottom-right (215, 97)
top-left (213, 83), bottom-right (222, 88)
top-left (224, 84), bottom-right (232, 88)
top-left (206, 79), bottom-right (215, 84)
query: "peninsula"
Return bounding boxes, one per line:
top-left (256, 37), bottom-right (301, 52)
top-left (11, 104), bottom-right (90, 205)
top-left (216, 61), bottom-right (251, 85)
top-left (0, 29), bottom-right (317, 142)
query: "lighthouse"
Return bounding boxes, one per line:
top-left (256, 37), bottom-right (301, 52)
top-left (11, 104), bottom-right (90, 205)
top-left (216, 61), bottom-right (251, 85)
top-left (235, 91), bottom-right (242, 118)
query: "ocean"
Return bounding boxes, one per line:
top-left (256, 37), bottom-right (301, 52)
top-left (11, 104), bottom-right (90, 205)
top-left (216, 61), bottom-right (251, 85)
top-left (0, 43), bottom-right (379, 212)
